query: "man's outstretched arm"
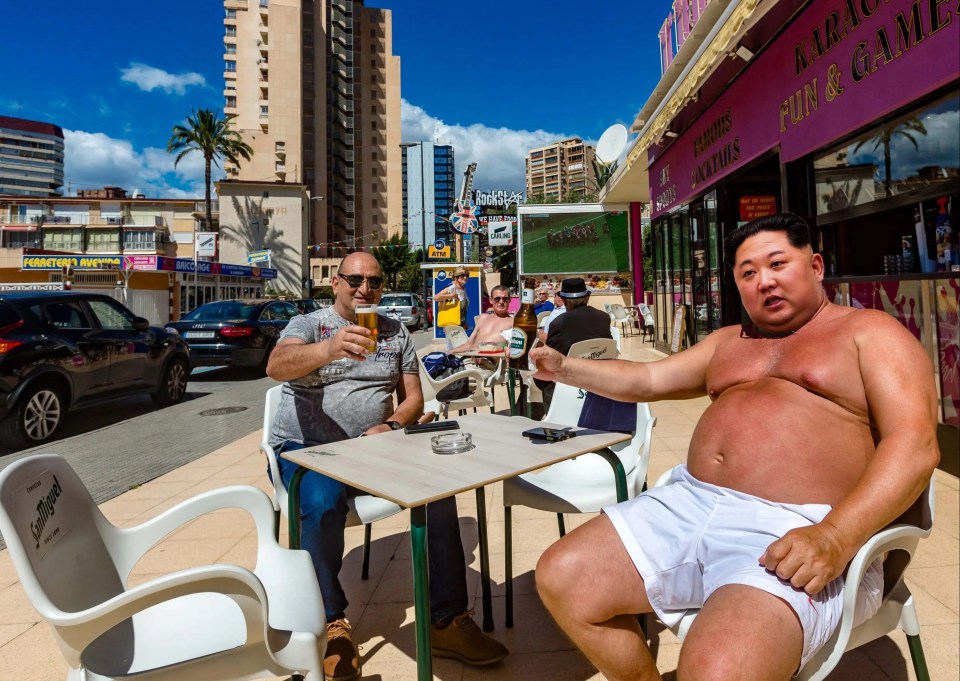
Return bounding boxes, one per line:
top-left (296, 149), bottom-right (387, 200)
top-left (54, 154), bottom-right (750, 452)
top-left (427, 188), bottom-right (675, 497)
top-left (529, 326), bottom-right (727, 402)
top-left (761, 312), bottom-right (940, 594)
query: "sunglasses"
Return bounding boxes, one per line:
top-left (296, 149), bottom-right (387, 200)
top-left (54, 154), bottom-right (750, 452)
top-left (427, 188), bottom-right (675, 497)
top-left (491, 296), bottom-right (510, 302)
top-left (338, 274), bottom-right (384, 290)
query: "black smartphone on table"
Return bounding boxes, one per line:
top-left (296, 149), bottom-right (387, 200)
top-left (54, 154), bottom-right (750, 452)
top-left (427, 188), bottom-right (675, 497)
top-left (521, 427), bottom-right (576, 442)
top-left (404, 420), bottom-right (460, 435)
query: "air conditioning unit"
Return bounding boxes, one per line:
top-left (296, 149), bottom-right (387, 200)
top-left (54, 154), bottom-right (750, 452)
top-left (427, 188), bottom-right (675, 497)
top-left (106, 217), bottom-right (123, 225)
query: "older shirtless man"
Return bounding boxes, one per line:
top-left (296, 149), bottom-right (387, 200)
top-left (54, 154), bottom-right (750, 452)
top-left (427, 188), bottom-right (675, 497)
top-left (449, 284), bottom-right (515, 354)
top-left (530, 213), bottom-right (939, 681)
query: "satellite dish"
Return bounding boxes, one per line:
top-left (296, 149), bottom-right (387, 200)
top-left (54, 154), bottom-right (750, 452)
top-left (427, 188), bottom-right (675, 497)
top-left (595, 124), bottom-right (628, 164)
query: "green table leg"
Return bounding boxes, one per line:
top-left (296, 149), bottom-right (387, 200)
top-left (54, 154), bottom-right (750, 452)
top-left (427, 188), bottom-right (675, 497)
top-left (287, 465), bottom-right (309, 549)
top-left (506, 368), bottom-right (517, 415)
top-left (410, 505), bottom-right (432, 681)
top-left (475, 488), bottom-right (493, 632)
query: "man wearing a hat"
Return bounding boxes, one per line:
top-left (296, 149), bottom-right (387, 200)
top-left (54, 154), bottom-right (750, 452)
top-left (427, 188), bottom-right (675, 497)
top-left (534, 277), bottom-right (612, 410)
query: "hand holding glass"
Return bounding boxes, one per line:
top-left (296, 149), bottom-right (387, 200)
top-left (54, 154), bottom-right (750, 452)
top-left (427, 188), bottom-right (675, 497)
top-left (355, 304), bottom-right (378, 352)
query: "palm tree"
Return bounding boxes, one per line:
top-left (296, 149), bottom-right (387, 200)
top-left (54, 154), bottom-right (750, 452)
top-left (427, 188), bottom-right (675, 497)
top-left (167, 109), bottom-right (253, 231)
top-left (853, 117), bottom-right (927, 196)
top-left (371, 234), bottom-right (415, 291)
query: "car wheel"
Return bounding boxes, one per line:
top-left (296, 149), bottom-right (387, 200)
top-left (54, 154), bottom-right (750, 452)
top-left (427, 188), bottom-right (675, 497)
top-left (0, 383), bottom-right (65, 449)
top-left (152, 356), bottom-right (189, 406)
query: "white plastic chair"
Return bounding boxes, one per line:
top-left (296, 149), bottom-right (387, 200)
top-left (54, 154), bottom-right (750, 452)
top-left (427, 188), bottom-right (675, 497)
top-left (0, 454), bottom-right (325, 681)
top-left (609, 325), bottom-right (622, 352)
top-left (442, 325), bottom-right (468, 350)
top-left (608, 304), bottom-right (635, 337)
top-left (416, 348), bottom-right (493, 418)
top-left (261, 385), bottom-right (403, 580)
top-left (501, 382), bottom-right (656, 626)
top-left (637, 303), bottom-right (655, 343)
top-left (650, 469), bottom-right (935, 681)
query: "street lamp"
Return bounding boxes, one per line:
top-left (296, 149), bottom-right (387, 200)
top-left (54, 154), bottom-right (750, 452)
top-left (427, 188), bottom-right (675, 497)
top-left (305, 194), bottom-right (323, 296)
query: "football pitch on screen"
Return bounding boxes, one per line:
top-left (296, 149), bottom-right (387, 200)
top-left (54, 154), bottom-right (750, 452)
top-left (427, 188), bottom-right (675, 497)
top-left (521, 212), bottom-right (630, 274)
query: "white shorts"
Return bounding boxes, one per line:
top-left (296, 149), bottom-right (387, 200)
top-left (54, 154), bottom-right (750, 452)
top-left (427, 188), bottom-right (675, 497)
top-left (603, 465), bottom-right (883, 671)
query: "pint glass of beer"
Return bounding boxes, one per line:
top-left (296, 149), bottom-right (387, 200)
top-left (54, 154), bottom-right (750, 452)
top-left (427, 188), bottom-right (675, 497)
top-left (355, 303), bottom-right (378, 352)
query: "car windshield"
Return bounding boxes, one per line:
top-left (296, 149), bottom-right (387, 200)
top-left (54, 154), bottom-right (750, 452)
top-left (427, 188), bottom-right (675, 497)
top-left (182, 301), bottom-right (258, 321)
top-left (380, 295), bottom-right (412, 307)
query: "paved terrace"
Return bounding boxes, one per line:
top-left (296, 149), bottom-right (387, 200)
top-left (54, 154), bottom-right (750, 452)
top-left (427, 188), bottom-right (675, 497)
top-left (0, 333), bottom-right (956, 680)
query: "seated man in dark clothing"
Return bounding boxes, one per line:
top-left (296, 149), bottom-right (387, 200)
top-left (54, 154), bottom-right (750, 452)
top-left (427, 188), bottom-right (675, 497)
top-left (534, 277), bottom-right (612, 411)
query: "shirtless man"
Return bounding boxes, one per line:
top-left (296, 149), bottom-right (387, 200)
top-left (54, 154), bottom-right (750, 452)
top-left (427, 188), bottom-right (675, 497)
top-left (449, 284), bottom-right (515, 353)
top-left (529, 213), bottom-right (940, 681)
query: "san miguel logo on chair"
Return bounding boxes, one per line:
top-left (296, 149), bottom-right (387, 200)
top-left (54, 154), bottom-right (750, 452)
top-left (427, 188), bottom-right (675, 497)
top-left (449, 162), bottom-right (479, 234)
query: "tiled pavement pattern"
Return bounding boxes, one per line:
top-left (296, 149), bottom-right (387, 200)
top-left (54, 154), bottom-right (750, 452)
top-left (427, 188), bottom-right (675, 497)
top-left (0, 334), bottom-right (956, 681)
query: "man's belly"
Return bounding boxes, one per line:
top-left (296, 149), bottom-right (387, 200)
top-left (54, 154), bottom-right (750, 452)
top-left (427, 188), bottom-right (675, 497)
top-left (687, 378), bottom-right (875, 505)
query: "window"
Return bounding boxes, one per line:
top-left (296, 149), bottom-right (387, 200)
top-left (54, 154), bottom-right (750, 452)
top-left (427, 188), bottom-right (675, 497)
top-left (123, 229), bottom-right (158, 250)
top-left (370, 121), bottom-right (377, 130)
top-left (225, 26), bottom-right (236, 37)
top-left (225, 60), bottom-right (236, 72)
top-left (42, 302), bottom-right (89, 329)
top-left (43, 229), bottom-right (82, 251)
top-left (87, 231), bottom-right (120, 251)
top-left (260, 105), bottom-right (269, 117)
top-left (224, 43), bottom-right (236, 54)
top-left (371, 151), bottom-right (378, 160)
top-left (88, 298), bottom-right (136, 330)
top-left (225, 8), bottom-right (236, 18)
top-left (225, 96), bottom-right (236, 108)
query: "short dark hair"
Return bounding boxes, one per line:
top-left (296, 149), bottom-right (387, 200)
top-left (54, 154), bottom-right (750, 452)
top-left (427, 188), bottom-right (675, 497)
top-left (724, 212), bottom-right (813, 267)
top-left (490, 284), bottom-right (509, 297)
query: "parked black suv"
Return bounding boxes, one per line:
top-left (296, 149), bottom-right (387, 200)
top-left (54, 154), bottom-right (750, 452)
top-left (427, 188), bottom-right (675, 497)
top-left (0, 292), bottom-right (191, 449)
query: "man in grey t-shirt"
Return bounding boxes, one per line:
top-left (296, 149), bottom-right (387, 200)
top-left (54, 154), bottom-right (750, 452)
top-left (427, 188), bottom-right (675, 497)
top-left (267, 252), bottom-right (507, 680)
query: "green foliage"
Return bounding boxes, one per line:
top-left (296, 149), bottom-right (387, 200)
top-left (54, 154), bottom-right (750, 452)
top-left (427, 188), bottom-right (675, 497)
top-left (312, 285), bottom-right (334, 300)
top-left (397, 255), bottom-right (424, 293)
top-left (264, 285), bottom-right (299, 300)
top-left (642, 220), bottom-right (654, 291)
top-left (167, 109), bottom-right (253, 231)
top-left (491, 246), bottom-right (516, 289)
top-left (371, 234), bottom-right (416, 291)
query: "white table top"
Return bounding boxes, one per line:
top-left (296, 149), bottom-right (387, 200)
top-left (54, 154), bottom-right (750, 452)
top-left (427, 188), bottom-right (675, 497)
top-left (282, 413), bottom-right (631, 508)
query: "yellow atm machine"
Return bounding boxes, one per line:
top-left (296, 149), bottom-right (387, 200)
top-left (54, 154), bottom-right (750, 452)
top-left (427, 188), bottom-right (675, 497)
top-left (420, 262), bottom-right (483, 342)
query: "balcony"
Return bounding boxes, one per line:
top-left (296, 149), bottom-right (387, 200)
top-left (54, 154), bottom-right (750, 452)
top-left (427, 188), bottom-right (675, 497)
top-left (224, 0), bottom-right (247, 9)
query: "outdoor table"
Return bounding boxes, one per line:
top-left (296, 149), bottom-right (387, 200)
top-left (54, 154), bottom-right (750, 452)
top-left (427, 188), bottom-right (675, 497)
top-left (281, 412), bottom-right (632, 681)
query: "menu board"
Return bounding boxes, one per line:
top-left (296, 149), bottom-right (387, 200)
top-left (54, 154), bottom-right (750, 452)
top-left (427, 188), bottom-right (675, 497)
top-left (671, 305), bottom-right (686, 353)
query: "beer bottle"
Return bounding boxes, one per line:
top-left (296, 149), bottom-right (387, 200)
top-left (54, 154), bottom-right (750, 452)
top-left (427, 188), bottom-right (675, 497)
top-left (508, 288), bottom-right (537, 369)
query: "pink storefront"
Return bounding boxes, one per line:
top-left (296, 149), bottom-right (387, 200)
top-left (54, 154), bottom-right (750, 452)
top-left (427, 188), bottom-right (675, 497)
top-left (645, 0), bottom-right (959, 448)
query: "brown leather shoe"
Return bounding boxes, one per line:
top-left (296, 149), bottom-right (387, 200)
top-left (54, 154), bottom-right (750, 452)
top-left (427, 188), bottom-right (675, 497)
top-left (324, 618), bottom-right (361, 681)
top-left (430, 610), bottom-right (509, 665)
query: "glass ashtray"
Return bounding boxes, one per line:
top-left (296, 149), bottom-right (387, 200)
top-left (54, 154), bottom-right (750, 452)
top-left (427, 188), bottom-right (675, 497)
top-left (431, 432), bottom-right (474, 455)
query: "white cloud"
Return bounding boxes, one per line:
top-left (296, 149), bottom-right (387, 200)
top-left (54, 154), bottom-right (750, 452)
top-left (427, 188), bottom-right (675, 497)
top-left (401, 99), bottom-right (571, 192)
top-left (120, 63), bottom-right (206, 96)
top-left (63, 129), bottom-right (219, 199)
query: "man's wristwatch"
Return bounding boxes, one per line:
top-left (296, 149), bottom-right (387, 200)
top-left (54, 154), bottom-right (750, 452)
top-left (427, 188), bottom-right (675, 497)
top-left (385, 420), bottom-right (403, 431)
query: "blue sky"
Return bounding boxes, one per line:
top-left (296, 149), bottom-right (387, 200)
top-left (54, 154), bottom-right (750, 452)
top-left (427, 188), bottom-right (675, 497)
top-left (3, 0), bottom-right (670, 197)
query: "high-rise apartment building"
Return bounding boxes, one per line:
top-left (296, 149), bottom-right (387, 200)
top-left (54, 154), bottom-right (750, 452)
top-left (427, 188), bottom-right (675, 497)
top-left (0, 116), bottom-right (65, 198)
top-left (525, 137), bottom-right (597, 202)
top-left (218, 0), bottom-right (401, 292)
top-left (401, 142), bottom-right (455, 249)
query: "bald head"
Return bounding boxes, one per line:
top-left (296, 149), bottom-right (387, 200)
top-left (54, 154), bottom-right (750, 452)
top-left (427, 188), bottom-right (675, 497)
top-left (339, 251), bottom-right (381, 275)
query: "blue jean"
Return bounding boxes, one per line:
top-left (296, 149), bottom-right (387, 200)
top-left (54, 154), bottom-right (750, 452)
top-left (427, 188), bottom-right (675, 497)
top-left (275, 441), bottom-right (468, 624)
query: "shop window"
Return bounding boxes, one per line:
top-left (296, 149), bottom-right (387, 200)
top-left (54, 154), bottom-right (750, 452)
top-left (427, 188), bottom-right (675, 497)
top-left (814, 92), bottom-right (959, 217)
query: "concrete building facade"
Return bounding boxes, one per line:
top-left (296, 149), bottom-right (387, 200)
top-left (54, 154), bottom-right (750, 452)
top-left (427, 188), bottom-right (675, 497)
top-left (525, 137), bottom-right (597, 202)
top-left (0, 116), bottom-right (65, 198)
top-left (221, 0), bottom-right (401, 293)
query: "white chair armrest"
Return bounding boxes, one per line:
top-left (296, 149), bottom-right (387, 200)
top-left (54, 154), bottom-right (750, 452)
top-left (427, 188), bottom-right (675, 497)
top-left (47, 564), bottom-right (270, 656)
top-left (111, 486), bottom-right (278, 578)
top-left (260, 442), bottom-right (285, 513)
top-left (432, 367), bottom-right (486, 390)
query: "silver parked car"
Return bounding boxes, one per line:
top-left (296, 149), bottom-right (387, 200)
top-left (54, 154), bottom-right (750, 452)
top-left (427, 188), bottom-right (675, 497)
top-left (378, 292), bottom-right (427, 331)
